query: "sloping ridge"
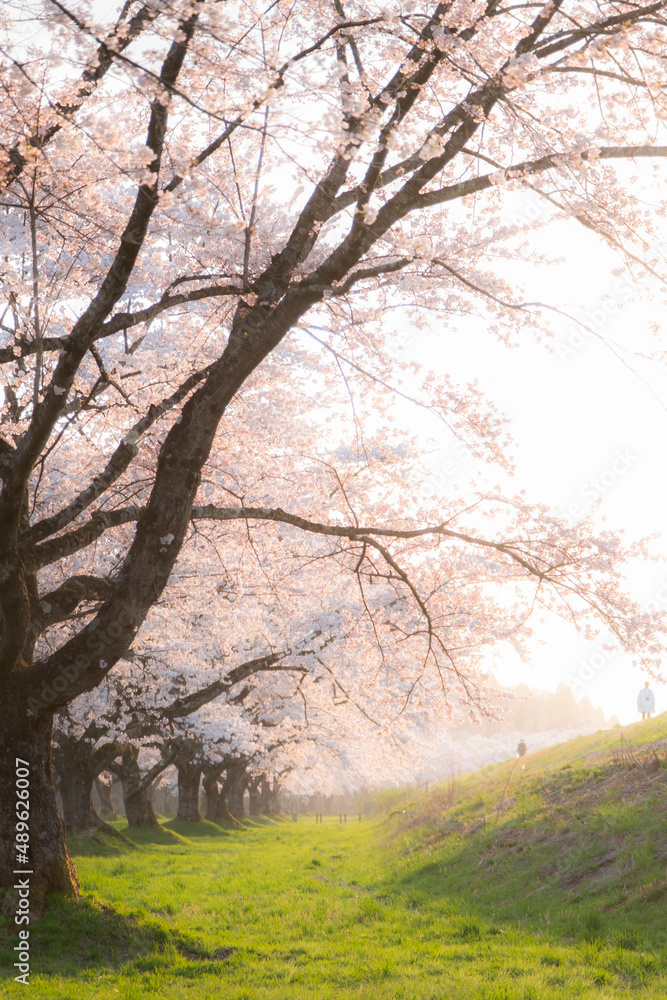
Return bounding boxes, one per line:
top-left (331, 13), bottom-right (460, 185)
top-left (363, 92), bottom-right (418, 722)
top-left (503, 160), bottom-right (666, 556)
top-left (386, 715), bottom-right (667, 942)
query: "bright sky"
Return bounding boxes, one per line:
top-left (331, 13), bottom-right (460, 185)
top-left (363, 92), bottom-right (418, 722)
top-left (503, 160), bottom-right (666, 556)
top-left (403, 188), bottom-right (667, 726)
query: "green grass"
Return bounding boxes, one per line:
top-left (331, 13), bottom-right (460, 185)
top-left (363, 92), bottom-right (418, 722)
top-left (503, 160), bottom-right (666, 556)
top-left (2, 716), bottom-right (667, 998)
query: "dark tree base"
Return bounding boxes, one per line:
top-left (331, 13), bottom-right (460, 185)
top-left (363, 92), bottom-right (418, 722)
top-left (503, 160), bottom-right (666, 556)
top-left (0, 701), bottom-right (78, 920)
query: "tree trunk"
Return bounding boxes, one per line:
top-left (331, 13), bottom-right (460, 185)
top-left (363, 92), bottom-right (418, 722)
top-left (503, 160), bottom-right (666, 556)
top-left (58, 762), bottom-right (97, 831)
top-left (95, 775), bottom-right (115, 818)
top-left (248, 776), bottom-right (262, 816)
top-left (225, 762), bottom-right (248, 822)
top-left (0, 703), bottom-right (78, 918)
top-left (259, 774), bottom-right (273, 815)
top-left (53, 733), bottom-right (126, 836)
top-left (115, 747), bottom-right (159, 828)
top-left (271, 775), bottom-right (283, 814)
top-left (123, 784), bottom-right (158, 827)
top-left (216, 763), bottom-right (245, 823)
top-left (176, 761), bottom-right (202, 822)
top-left (52, 734), bottom-right (101, 831)
top-left (214, 797), bottom-right (232, 823)
top-left (214, 776), bottom-right (233, 824)
top-left (202, 767), bottom-right (222, 822)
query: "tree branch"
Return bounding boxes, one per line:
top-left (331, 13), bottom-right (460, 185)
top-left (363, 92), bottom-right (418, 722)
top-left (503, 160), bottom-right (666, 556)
top-left (2, 2), bottom-right (159, 191)
top-left (34, 507), bottom-right (142, 569)
top-left (26, 364), bottom-right (215, 547)
top-left (39, 574), bottom-right (113, 628)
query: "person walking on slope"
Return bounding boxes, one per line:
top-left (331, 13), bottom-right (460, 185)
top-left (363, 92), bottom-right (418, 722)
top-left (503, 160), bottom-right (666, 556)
top-left (637, 681), bottom-right (655, 720)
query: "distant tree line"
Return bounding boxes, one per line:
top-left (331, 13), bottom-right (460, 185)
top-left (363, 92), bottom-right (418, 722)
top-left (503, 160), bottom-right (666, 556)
top-left (463, 681), bottom-right (608, 736)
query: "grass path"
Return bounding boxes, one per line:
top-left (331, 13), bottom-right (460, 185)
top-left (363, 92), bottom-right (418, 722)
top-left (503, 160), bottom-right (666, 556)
top-left (2, 719), bottom-right (667, 998)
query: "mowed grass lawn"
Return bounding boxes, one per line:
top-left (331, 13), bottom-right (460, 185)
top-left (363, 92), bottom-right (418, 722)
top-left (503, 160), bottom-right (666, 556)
top-left (3, 720), bottom-right (667, 999)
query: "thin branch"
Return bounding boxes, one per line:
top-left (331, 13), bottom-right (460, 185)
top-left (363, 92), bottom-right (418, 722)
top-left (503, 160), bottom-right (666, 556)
top-left (2, 2), bottom-right (158, 190)
top-left (27, 364), bottom-right (214, 547)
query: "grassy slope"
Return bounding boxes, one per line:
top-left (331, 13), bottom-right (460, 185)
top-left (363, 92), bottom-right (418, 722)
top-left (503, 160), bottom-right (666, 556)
top-left (1, 716), bottom-right (666, 999)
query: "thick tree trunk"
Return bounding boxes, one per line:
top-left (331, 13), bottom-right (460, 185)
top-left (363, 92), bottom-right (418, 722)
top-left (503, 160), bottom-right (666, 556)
top-left (0, 703), bottom-right (78, 918)
top-left (176, 761), bottom-right (202, 822)
top-left (114, 747), bottom-right (159, 828)
top-left (248, 776), bottom-right (262, 816)
top-left (203, 782), bottom-right (218, 821)
top-left (58, 763), bottom-right (97, 831)
top-left (53, 733), bottom-right (125, 836)
top-left (214, 775), bottom-right (233, 823)
top-left (123, 784), bottom-right (158, 827)
top-left (216, 763), bottom-right (245, 823)
top-left (224, 762), bottom-right (248, 822)
top-left (214, 797), bottom-right (232, 823)
top-left (53, 734), bottom-right (101, 831)
top-left (202, 767), bottom-right (222, 822)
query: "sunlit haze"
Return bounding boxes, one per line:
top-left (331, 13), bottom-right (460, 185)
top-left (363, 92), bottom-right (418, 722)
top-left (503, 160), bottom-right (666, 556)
top-left (392, 187), bottom-right (667, 725)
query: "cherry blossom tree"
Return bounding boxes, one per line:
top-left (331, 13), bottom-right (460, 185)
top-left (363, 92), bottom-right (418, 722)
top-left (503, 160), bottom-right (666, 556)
top-left (2, 0), bottom-right (667, 913)
top-left (52, 713), bottom-right (125, 834)
top-left (53, 642), bottom-right (316, 827)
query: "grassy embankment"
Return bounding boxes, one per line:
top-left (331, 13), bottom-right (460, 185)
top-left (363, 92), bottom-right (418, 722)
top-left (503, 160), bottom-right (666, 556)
top-left (2, 715), bottom-right (667, 998)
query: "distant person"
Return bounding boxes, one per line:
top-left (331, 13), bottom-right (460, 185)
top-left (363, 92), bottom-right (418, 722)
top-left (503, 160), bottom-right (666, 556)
top-left (516, 739), bottom-right (527, 758)
top-left (637, 682), bottom-right (655, 720)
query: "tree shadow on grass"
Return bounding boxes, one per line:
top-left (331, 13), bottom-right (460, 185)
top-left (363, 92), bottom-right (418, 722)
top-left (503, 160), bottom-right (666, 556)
top-left (0, 892), bottom-right (235, 980)
top-left (162, 818), bottom-right (234, 839)
top-left (115, 822), bottom-right (188, 846)
top-left (66, 826), bottom-right (135, 858)
top-left (68, 820), bottom-right (214, 856)
top-left (244, 815), bottom-right (281, 826)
